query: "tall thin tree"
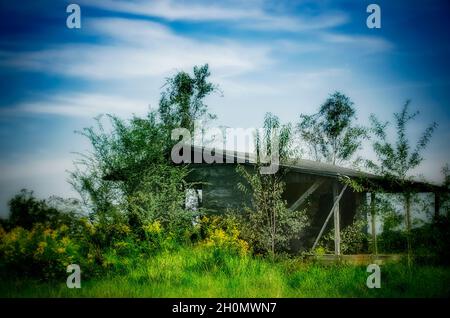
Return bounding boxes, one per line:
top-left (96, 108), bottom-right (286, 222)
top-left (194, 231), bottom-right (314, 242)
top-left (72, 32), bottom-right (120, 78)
top-left (367, 100), bottom-right (437, 263)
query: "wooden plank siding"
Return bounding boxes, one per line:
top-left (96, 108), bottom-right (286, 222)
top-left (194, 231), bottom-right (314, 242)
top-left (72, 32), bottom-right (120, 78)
top-left (187, 163), bottom-right (366, 252)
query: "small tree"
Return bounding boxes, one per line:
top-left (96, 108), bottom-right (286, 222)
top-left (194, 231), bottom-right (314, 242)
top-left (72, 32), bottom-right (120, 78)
top-left (237, 113), bottom-right (308, 257)
top-left (6, 189), bottom-right (82, 230)
top-left (70, 112), bottom-right (171, 225)
top-left (367, 100), bottom-right (437, 261)
top-left (297, 91), bottom-right (367, 165)
top-left (158, 64), bottom-right (218, 134)
top-left (7, 189), bottom-right (57, 230)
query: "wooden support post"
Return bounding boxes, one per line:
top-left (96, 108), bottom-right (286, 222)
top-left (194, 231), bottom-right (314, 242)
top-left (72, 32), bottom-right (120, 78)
top-left (333, 182), bottom-right (341, 256)
top-left (289, 179), bottom-right (323, 211)
top-left (434, 192), bottom-right (440, 220)
top-left (405, 193), bottom-right (412, 266)
top-left (312, 184), bottom-right (348, 251)
top-left (370, 192), bottom-right (378, 255)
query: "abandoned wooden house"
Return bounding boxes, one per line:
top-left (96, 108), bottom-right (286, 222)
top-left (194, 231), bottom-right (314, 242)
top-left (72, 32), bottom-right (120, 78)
top-left (185, 146), bottom-right (446, 255)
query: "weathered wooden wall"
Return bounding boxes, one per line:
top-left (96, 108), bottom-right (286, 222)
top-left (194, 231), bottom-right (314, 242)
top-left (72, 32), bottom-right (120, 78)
top-left (188, 164), bottom-right (365, 252)
top-left (187, 164), bottom-right (252, 213)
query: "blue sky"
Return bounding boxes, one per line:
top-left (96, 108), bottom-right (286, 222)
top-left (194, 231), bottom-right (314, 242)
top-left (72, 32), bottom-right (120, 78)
top-left (0, 0), bottom-right (449, 217)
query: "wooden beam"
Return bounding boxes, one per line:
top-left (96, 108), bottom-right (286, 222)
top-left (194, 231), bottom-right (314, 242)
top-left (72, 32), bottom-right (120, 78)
top-left (289, 179), bottom-right (324, 211)
top-left (333, 182), bottom-right (341, 256)
top-left (370, 192), bottom-right (378, 255)
top-left (312, 184), bottom-right (348, 251)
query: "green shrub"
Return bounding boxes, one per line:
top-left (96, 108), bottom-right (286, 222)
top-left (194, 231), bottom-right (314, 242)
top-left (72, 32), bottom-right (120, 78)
top-left (319, 218), bottom-right (369, 254)
top-left (237, 165), bottom-right (309, 256)
top-left (378, 230), bottom-right (407, 253)
top-left (197, 215), bottom-right (250, 256)
top-left (0, 224), bottom-right (92, 279)
top-left (5, 189), bottom-right (83, 231)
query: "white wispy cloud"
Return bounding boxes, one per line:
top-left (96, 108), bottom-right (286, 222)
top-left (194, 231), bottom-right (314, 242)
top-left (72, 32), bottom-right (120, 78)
top-left (0, 10), bottom-right (391, 119)
top-left (80, 0), bottom-right (349, 32)
top-left (1, 92), bottom-right (151, 118)
top-left (81, 0), bottom-right (263, 21)
top-left (237, 11), bottom-right (349, 32)
top-left (2, 17), bottom-right (273, 80)
top-left (321, 33), bottom-right (393, 52)
top-left (216, 67), bottom-right (351, 99)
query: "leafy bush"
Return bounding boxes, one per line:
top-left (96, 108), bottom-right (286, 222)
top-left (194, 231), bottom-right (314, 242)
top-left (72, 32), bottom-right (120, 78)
top-left (237, 165), bottom-right (309, 256)
top-left (0, 221), bottom-right (146, 279)
top-left (127, 165), bottom-right (197, 239)
top-left (378, 230), bottom-right (407, 253)
top-left (197, 215), bottom-right (250, 256)
top-left (408, 215), bottom-right (450, 264)
top-left (142, 220), bottom-right (181, 251)
top-left (0, 224), bottom-right (93, 279)
top-left (5, 189), bottom-right (82, 231)
top-left (319, 218), bottom-right (369, 254)
top-left (70, 65), bottom-right (217, 238)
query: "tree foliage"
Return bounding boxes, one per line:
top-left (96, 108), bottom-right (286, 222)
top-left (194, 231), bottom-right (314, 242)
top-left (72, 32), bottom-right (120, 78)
top-left (297, 91), bottom-right (367, 165)
top-left (257, 112), bottom-right (294, 163)
top-left (70, 65), bottom-right (217, 233)
top-left (237, 113), bottom-right (308, 256)
top-left (367, 100), bottom-right (437, 181)
top-left (367, 100), bottom-right (437, 261)
top-left (158, 64), bottom-right (218, 134)
top-left (6, 189), bottom-right (81, 231)
top-left (237, 166), bottom-right (308, 256)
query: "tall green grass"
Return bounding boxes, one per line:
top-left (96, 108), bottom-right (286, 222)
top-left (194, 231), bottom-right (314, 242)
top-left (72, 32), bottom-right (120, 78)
top-left (1, 246), bottom-right (449, 298)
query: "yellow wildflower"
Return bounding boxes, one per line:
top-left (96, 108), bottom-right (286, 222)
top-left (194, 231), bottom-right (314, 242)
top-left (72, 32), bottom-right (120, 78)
top-left (61, 236), bottom-right (71, 246)
top-left (36, 241), bottom-right (47, 255)
top-left (43, 228), bottom-right (52, 237)
top-left (143, 221), bottom-right (162, 235)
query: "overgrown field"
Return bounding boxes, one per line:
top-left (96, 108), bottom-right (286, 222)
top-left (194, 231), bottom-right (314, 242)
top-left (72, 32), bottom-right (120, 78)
top-left (1, 246), bottom-right (449, 298)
